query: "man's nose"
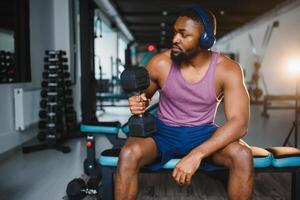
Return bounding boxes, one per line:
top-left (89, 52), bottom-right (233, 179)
top-left (172, 33), bottom-right (181, 44)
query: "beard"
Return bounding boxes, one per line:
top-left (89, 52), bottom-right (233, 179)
top-left (170, 45), bottom-right (198, 64)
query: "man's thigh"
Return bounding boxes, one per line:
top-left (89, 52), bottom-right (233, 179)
top-left (212, 140), bottom-right (251, 167)
top-left (122, 136), bottom-right (159, 166)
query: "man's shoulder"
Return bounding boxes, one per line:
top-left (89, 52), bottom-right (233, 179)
top-left (216, 53), bottom-right (243, 78)
top-left (146, 49), bottom-right (172, 76)
top-left (147, 49), bottom-right (172, 68)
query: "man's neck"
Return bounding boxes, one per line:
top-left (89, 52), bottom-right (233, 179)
top-left (182, 49), bottom-right (212, 69)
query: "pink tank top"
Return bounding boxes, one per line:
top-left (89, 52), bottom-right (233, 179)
top-left (157, 52), bottom-right (221, 126)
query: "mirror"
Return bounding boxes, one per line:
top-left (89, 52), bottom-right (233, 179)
top-left (0, 0), bottom-right (31, 84)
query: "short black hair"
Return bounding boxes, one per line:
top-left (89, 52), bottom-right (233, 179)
top-left (178, 8), bottom-right (217, 35)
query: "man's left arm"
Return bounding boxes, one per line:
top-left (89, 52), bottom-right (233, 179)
top-left (172, 62), bottom-right (250, 185)
top-left (191, 62), bottom-right (250, 158)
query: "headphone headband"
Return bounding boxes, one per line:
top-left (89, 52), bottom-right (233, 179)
top-left (190, 6), bottom-right (216, 49)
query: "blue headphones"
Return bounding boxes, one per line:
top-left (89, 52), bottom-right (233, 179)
top-left (191, 6), bottom-right (216, 49)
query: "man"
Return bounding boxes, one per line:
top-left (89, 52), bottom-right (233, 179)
top-left (115, 6), bottom-right (254, 200)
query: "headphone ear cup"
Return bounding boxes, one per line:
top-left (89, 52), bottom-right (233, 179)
top-left (199, 31), bottom-right (215, 49)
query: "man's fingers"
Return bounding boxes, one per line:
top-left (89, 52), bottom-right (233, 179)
top-left (173, 166), bottom-right (182, 184)
top-left (140, 93), bottom-right (147, 101)
top-left (185, 174), bottom-right (192, 185)
top-left (179, 172), bottom-right (187, 185)
top-left (172, 168), bottom-right (178, 179)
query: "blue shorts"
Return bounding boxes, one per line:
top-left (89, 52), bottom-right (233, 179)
top-left (147, 117), bottom-right (219, 171)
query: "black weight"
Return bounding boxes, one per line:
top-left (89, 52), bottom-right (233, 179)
top-left (120, 67), bottom-right (150, 91)
top-left (128, 113), bottom-right (157, 137)
top-left (66, 178), bottom-right (86, 200)
top-left (45, 50), bottom-right (66, 55)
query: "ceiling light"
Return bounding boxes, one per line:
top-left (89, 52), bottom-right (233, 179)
top-left (162, 11), bottom-right (168, 16)
top-left (160, 22), bottom-right (166, 27)
top-left (161, 30), bottom-right (166, 35)
top-left (220, 10), bottom-right (225, 15)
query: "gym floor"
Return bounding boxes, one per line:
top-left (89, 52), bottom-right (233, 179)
top-left (0, 102), bottom-right (294, 200)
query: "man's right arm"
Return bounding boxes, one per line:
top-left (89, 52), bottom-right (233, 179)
top-left (143, 54), bottom-right (162, 99)
top-left (128, 52), bottom-right (168, 115)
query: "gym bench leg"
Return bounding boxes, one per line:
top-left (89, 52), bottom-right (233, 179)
top-left (101, 166), bottom-right (115, 200)
top-left (292, 171), bottom-right (300, 200)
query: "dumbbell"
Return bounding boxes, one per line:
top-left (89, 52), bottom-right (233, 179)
top-left (39, 110), bottom-right (57, 118)
top-left (41, 80), bottom-right (72, 88)
top-left (45, 50), bottom-right (66, 56)
top-left (120, 66), bottom-right (157, 137)
top-left (44, 57), bottom-right (68, 63)
top-left (44, 64), bottom-right (68, 71)
top-left (40, 100), bottom-right (63, 108)
top-left (42, 71), bottom-right (70, 79)
top-left (66, 178), bottom-right (87, 200)
top-left (40, 89), bottom-right (64, 97)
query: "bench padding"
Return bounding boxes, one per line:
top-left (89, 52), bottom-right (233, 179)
top-left (80, 121), bottom-right (121, 135)
top-left (266, 147), bottom-right (300, 167)
top-left (99, 146), bottom-right (274, 169)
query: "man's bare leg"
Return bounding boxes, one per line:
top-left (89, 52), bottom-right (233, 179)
top-left (115, 137), bottom-right (158, 200)
top-left (212, 140), bottom-right (254, 200)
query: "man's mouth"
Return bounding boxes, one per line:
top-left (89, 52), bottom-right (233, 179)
top-left (172, 45), bottom-right (182, 52)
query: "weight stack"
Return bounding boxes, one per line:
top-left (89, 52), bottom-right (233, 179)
top-left (0, 50), bottom-right (16, 83)
top-left (38, 50), bottom-right (78, 143)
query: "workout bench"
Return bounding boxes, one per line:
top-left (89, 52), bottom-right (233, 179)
top-left (79, 104), bottom-right (300, 200)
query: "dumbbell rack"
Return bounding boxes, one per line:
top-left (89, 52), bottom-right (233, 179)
top-left (0, 50), bottom-right (16, 83)
top-left (23, 50), bottom-right (76, 154)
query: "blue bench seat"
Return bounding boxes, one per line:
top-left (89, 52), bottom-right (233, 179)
top-left (99, 146), bottom-right (275, 169)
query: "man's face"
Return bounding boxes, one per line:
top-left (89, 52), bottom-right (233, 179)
top-left (171, 16), bottom-right (203, 63)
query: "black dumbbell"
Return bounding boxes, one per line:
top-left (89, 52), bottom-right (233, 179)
top-left (66, 178), bottom-right (87, 200)
top-left (120, 66), bottom-right (157, 137)
top-left (41, 80), bottom-right (72, 88)
top-left (38, 121), bottom-right (63, 130)
top-left (45, 50), bottom-right (66, 56)
top-left (42, 71), bottom-right (70, 79)
top-left (44, 57), bottom-right (68, 63)
top-left (40, 100), bottom-right (64, 108)
top-left (39, 110), bottom-right (57, 118)
top-left (40, 89), bottom-right (64, 97)
top-left (44, 64), bottom-right (68, 71)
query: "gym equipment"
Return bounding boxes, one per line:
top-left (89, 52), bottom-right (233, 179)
top-left (0, 50), bottom-right (16, 83)
top-left (96, 57), bottom-right (129, 111)
top-left (42, 71), bottom-right (70, 79)
top-left (261, 94), bottom-right (299, 148)
top-left (191, 6), bottom-right (216, 49)
top-left (22, 50), bottom-right (78, 154)
top-left (66, 178), bottom-right (87, 200)
top-left (120, 67), bottom-right (157, 137)
top-left (247, 21), bottom-right (279, 104)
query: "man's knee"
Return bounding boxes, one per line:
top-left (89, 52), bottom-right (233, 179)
top-left (226, 143), bottom-right (253, 169)
top-left (118, 144), bottom-right (143, 171)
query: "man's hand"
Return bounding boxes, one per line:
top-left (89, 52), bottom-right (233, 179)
top-left (128, 93), bottom-right (149, 115)
top-left (172, 153), bottom-right (202, 185)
